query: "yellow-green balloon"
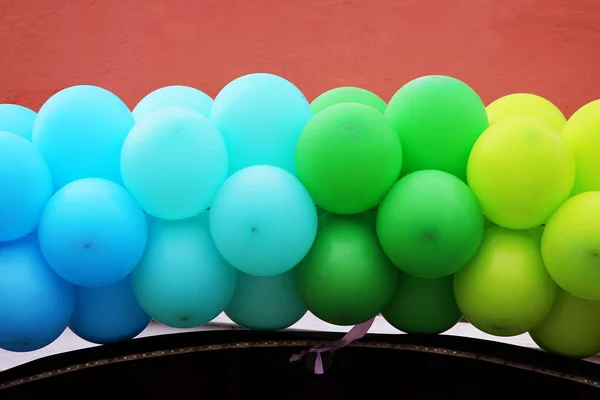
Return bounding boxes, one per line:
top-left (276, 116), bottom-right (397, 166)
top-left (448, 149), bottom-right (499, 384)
top-left (486, 93), bottom-right (566, 133)
top-left (310, 87), bottom-right (387, 114)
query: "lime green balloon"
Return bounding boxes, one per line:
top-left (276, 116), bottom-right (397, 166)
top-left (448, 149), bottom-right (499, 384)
top-left (385, 75), bottom-right (488, 182)
top-left (310, 87), bottom-right (387, 114)
top-left (382, 271), bottom-right (462, 334)
top-left (376, 170), bottom-right (484, 279)
top-left (295, 103), bottom-right (402, 214)
top-left (293, 213), bottom-right (398, 325)
top-left (530, 288), bottom-right (600, 359)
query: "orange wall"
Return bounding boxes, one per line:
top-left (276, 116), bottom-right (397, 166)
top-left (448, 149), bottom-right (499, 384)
top-left (1, 0), bottom-right (599, 116)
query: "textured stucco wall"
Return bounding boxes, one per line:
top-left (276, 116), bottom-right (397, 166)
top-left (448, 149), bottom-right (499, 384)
top-left (1, 0), bottom-right (599, 115)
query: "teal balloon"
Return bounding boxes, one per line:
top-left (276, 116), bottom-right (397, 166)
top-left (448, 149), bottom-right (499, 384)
top-left (121, 107), bottom-right (228, 220)
top-left (225, 270), bottom-right (307, 330)
top-left (209, 73), bottom-right (312, 175)
top-left (0, 104), bottom-right (37, 141)
top-left (0, 237), bottom-right (75, 352)
top-left (32, 85), bottom-right (134, 189)
top-left (0, 131), bottom-right (53, 242)
top-left (209, 165), bottom-right (318, 276)
top-left (131, 212), bottom-right (238, 328)
top-left (132, 85), bottom-right (213, 122)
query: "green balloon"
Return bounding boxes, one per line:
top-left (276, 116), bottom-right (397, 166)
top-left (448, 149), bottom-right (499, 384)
top-left (225, 270), bottom-right (307, 331)
top-left (376, 170), bottom-right (484, 278)
top-left (310, 87), bottom-right (387, 114)
top-left (385, 75), bottom-right (488, 182)
top-left (294, 213), bottom-right (398, 325)
top-left (382, 271), bottom-right (462, 334)
top-left (530, 288), bottom-right (600, 359)
top-left (295, 103), bottom-right (402, 214)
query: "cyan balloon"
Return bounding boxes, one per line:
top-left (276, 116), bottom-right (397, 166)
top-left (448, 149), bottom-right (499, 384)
top-left (0, 131), bottom-right (53, 242)
top-left (0, 104), bottom-right (37, 141)
top-left (0, 237), bottom-right (75, 352)
top-left (38, 178), bottom-right (148, 287)
top-left (69, 276), bottom-right (151, 344)
top-left (225, 270), bottom-right (307, 330)
top-left (132, 85), bottom-right (213, 122)
top-left (32, 85), bottom-right (135, 189)
top-left (131, 212), bottom-right (238, 328)
top-left (121, 107), bottom-right (228, 220)
top-left (209, 73), bottom-right (312, 175)
top-left (209, 165), bottom-right (318, 276)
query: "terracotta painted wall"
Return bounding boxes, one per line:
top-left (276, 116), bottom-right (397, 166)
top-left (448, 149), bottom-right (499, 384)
top-left (1, 0), bottom-right (599, 116)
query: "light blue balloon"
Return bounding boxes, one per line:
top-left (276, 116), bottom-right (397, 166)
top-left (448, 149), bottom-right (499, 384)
top-left (0, 104), bottom-right (37, 141)
top-left (132, 85), bottom-right (213, 122)
top-left (69, 276), bottom-right (151, 344)
top-left (32, 85), bottom-right (135, 190)
top-left (131, 212), bottom-right (238, 328)
top-left (209, 73), bottom-right (312, 175)
top-left (0, 237), bottom-right (75, 352)
top-left (38, 178), bottom-right (148, 288)
top-left (226, 270), bottom-right (307, 330)
top-left (0, 131), bottom-right (53, 242)
top-left (209, 165), bottom-right (318, 276)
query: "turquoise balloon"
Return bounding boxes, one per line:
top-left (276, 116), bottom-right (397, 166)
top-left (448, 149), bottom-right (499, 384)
top-left (225, 270), bottom-right (307, 330)
top-left (209, 165), bottom-right (318, 276)
top-left (0, 104), bottom-right (37, 141)
top-left (0, 131), bottom-right (53, 242)
top-left (132, 85), bottom-right (213, 122)
top-left (32, 85), bottom-right (134, 189)
top-left (209, 73), bottom-right (312, 175)
top-left (38, 178), bottom-right (148, 287)
top-left (0, 237), bottom-right (75, 352)
top-left (131, 212), bottom-right (238, 328)
top-left (121, 107), bottom-right (228, 220)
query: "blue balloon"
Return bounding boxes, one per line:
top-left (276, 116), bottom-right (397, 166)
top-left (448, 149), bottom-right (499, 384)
top-left (226, 270), bottom-right (307, 330)
top-left (209, 165), bottom-right (318, 276)
top-left (0, 131), bottom-right (53, 242)
top-left (69, 276), bottom-right (151, 344)
top-left (38, 178), bottom-right (148, 287)
top-left (131, 212), bottom-right (238, 328)
top-left (132, 85), bottom-right (213, 122)
top-left (0, 104), bottom-right (37, 141)
top-left (209, 73), bottom-right (312, 175)
top-left (0, 237), bottom-right (75, 352)
top-left (32, 85), bottom-right (135, 190)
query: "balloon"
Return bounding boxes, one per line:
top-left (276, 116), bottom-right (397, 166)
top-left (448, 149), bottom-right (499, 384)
top-left (467, 116), bottom-right (575, 229)
top-left (131, 212), bottom-right (238, 328)
top-left (530, 288), bottom-right (600, 359)
top-left (541, 192), bottom-right (600, 300)
top-left (384, 75), bottom-right (488, 181)
top-left (0, 104), bottom-right (36, 141)
top-left (121, 107), bottom-right (228, 220)
top-left (225, 270), bottom-right (307, 330)
top-left (38, 178), bottom-right (148, 287)
top-left (32, 85), bottom-right (134, 189)
top-left (69, 276), bottom-right (151, 344)
top-left (486, 93), bottom-right (566, 133)
top-left (0, 237), bottom-right (75, 352)
top-left (376, 170), bottom-right (483, 279)
top-left (295, 103), bottom-right (402, 214)
top-left (382, 271), bottom-right (462, 334)
top-left (454, 225), bottom-right (557, 337)
top-left (0, 132), bottom-right (53, 242)
top-left (294, 213), bottom-right (398, 326)
top-left (209, 165), bottom-right (317, 276)
top-left (561, 100), bottom-right (600, 195)
top-left (310, 87), bottom-right (387, 114)
top-left (209, 73), bottom-right (312, 175)
top-left (132, 85), bottom-right (213, 122)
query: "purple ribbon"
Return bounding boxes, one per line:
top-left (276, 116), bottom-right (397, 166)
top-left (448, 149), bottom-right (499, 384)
top-left (289, 317), bottom-right (375, 374)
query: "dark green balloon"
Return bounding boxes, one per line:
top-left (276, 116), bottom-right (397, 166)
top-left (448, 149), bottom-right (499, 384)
top-left (382, 271), bottom-right (462, 334)
top-left (294, 213), bottom-right (398, 326)
top-left (311, 87), bottom-right (387, 114)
